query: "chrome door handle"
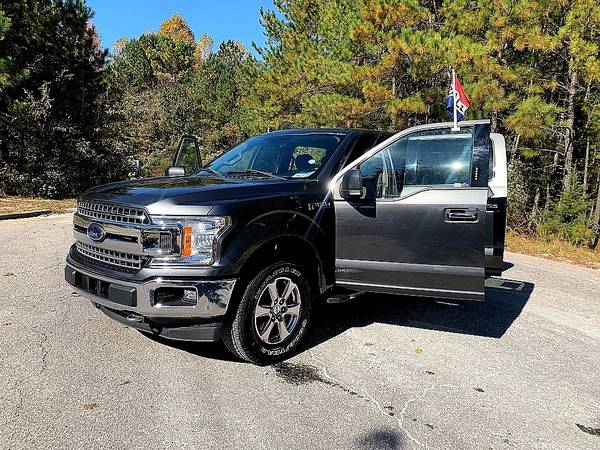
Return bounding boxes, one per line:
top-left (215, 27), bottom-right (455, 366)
top-left (444, 208), bottom-right (479, 222)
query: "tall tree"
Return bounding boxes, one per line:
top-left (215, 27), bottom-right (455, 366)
top-left (253, 0), bottom-right (368, 130)
top-left (0, 0), bottom-right (130, 197)
top-left (192, 40), bottom-right (257, 153)
top-left (158, 13), bottom-right (195, 45)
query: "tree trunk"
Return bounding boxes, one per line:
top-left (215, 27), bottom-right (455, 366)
top-left (562, 62), bottom-right (578, 191)
top-left (545, 151), bottom-right (559, 211)
top-left (508, 133), bottom-right (520, 173)
top-left (583, 137), bottom-right (590, 193)
top-left (530, 185), bottom-right (541, 229)
top-left (510, 133), bottom-right (520, 159)
top-left (593, 172), bottom-right (600, 249)
top-left (582, 80), bottom-right (592, 194)
top-left (491, 111), bottom-right (498, 133)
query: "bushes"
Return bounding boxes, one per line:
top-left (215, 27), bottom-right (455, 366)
top-left (0, 0), bottom-right (131, 198)
top-left (537, 176), bottom-right (597, 245)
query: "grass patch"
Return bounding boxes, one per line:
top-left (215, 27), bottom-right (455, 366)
top-left (0, 197), bottom-right (76, 215)
top-left (506, 230), bottom-right (600, 269)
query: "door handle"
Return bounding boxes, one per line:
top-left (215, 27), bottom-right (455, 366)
top-left (444, 208), bottom-right (479, 222)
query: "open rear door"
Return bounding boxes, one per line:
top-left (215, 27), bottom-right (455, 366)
top-left (333, 121), bottom-right (491, 301)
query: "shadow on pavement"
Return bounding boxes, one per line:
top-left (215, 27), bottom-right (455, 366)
top-left (146, 276), bottom-right (534, 362)
top-left (307, 277), bottom-right (534, 349)
top-left (355, 427), bottom-right (406, 449)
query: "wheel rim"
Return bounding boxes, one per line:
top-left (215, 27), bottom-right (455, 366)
top-left (254, 276), bottom-right (302, 345)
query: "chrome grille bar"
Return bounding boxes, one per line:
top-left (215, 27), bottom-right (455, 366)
top-left (76, 242), bottom-right (145, 270)
top-left (77, 201), bottom-right (149, 224)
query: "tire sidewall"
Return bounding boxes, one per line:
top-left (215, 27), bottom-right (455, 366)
top-left (241, 263), bottom-right (312, 360)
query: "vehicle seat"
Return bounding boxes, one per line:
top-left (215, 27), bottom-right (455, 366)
top-left (295, 154), bottom-right (316, 172)
top-left (361, 156), bottom-right (385, 198)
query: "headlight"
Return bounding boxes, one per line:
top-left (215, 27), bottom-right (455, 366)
top-left (149, 216), bottom-right (230, 266)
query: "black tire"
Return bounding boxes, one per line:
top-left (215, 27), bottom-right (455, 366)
top-left (222, 262), bottom-right (312, 365)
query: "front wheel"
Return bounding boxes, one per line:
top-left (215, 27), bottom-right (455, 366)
top-left (222, 262), bottom-right (312, 365)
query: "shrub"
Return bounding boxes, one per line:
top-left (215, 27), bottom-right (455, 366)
top-left (537, 175), bottom-right (597, 245)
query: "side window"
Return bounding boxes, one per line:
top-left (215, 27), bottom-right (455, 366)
top-left (405, 129), bottom-right (473, 186)
top-left (355, 127), bottom-right (473, 199)
top-left (176, 137), bottom-right (200, 174)
top-left (343, 134), bottom-right (377, 169)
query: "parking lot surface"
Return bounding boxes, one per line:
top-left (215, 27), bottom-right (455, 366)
top-left (1, 213), bottom-right (599, 449)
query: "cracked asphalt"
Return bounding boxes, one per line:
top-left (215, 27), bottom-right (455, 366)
top-left (1, 213), bottom-right (600, 449)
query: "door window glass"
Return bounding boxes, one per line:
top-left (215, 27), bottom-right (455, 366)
top-left (405, 130), bottom-right (473, 186)
top-left (343, 134), bottom-right (377, 169)
top-left (355, 127), bottom-right (473, 199)
top-left (358, 138), bottom-right (405, 199)
top-left (176, 138), bottom-right (199, 174)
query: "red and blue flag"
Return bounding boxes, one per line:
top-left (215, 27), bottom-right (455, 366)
top-left (446, 72), bottom-right (470, 121)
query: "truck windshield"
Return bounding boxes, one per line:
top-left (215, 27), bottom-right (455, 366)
top-left (205, 133), bottom-right (344, 179)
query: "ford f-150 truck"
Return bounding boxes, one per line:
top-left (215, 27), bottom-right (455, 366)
top-left (65, 120), bottom-right (507, 364)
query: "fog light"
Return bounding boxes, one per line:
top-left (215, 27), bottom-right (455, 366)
top-left (183, 289), bottom-right (197, 305)
top-left (153, 287), bottom-right (197, 307)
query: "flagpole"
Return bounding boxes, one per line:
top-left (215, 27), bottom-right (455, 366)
top-left (452, 68), bottom-right (459, 131)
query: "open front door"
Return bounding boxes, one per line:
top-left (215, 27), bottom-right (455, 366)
top-left (174, 134), bottom-right (202, 174)
top-left (333, 121), bottom-right (491, 301)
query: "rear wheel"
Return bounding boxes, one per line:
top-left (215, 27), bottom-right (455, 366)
top-left (222, 262), bottom-right (312, 365)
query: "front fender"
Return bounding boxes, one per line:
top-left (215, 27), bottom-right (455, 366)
top-left (221, 210), bottom-right (334, 289)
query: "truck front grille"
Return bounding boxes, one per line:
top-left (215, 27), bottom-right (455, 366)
top-left (76, 242), bottom-right (145, 270)
top-left (77, 201), bottom-right (149, 225)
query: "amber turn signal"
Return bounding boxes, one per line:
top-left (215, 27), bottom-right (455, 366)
top-left (181, 226), bottom-right (193, 256)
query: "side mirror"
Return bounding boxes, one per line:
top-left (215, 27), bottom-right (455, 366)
top-left (129, 159), bottom-right (140, 178)
top-left (174, 134), bottom-right (202, 173)
top-left (340, 168), bottom-right (364, 200)
top-left (165, 165), bottom-right (186, 177)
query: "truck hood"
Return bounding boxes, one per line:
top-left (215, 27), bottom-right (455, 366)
top-left (82, 175), bottom-right (308, 216)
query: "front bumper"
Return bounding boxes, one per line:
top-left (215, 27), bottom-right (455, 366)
top-left (65, 258), bottom-right (236, 324)
top-left (96, 304), bottom-right (223, 342)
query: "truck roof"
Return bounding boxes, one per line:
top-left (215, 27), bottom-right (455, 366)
top-left (262, 128), bottom-right (386, 136)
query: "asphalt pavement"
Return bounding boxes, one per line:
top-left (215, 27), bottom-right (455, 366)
top-left (1, 213), bottom-right (599, 449)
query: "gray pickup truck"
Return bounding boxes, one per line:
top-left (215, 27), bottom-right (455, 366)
top-left (65, 120), bottom-right (507, 364)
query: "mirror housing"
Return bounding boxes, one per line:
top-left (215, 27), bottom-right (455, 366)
top-left (340, 168), bottom-right (364, 200)
top-left (129, 159), bottom-right (140, 178)
top-left (165, 165), bottom-right (186, 177)
top-left (174, 134), bottom-right (202, 172)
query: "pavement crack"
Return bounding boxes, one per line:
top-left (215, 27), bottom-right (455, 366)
top-left (32, 301), bottom-right (71, 374)
top-left (395, 384), bottom-right (440, 449)
top-left (308, 350), bottom-right (432, 449)
top-left (36, 328), bottom-right (50, 373)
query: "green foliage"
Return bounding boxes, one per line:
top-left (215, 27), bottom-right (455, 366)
top-left (506, 97), bottom-right (562, 142)
top-left (250, 0), bottom-right (600, 246)
top-left (191, 41), bottom-right (257, 154)
top-left (0, 9), bottom-right (11, 89)
top-left (110, 25), bottom-right (257, 175)
top-left (507, 160), bottom-right (532, 229)
top-left (538, 176), bottom-right (597, 245)
top-left (0, 0), bottom-right (131, 198)
top-left (111, 33), bottom-right (195, 89)
top-left (1, 0), bottom-right (599, 250)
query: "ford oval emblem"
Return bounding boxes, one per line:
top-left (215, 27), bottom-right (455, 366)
top-left (87, 223), bottom-right (106, 242)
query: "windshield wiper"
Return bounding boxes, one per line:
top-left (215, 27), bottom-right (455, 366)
top-left (224, 169), bottom-right (286, 180)
top-left (198, 167), bottom-right (221, 176)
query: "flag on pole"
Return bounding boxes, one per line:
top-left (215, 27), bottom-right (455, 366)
top-left (446, 70), bottom-right (470, 123)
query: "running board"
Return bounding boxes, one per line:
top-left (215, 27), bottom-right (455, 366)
top-left (326, 291), bottom-right (366, 304)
